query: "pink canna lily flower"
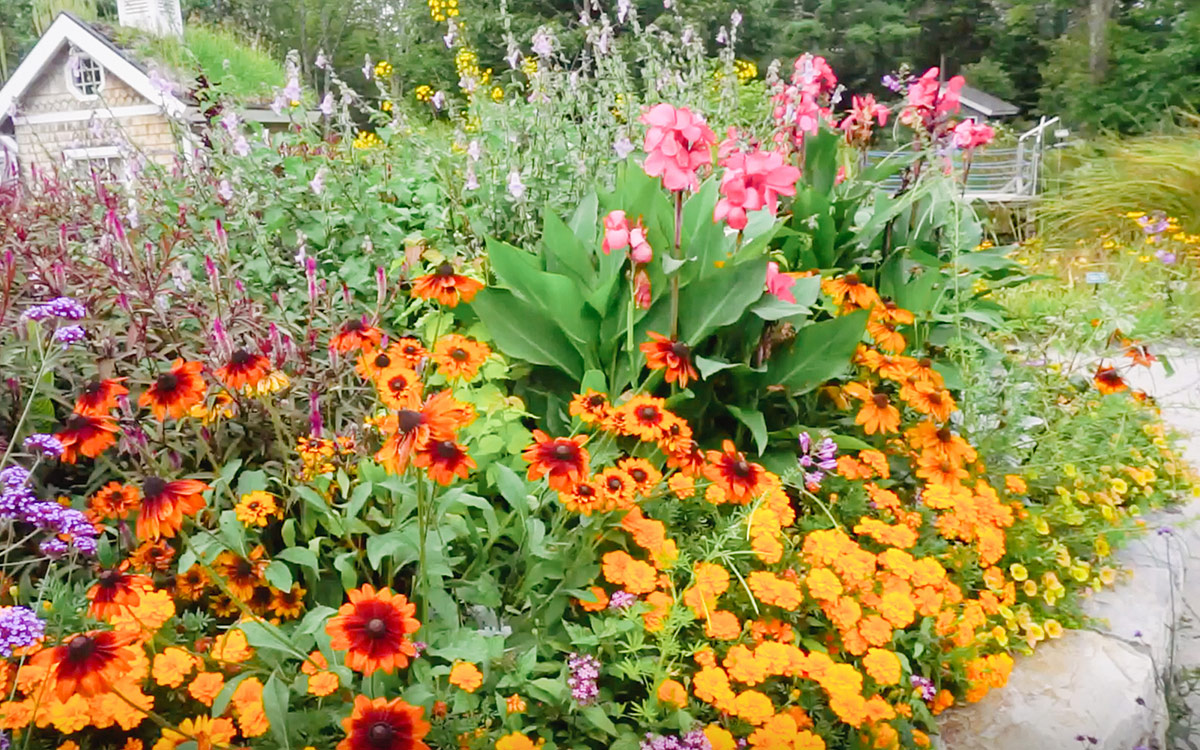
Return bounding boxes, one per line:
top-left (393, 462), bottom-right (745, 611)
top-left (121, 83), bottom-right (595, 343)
top-left (629, 224), bottom-right (653, 264)
top-left (713, 148), bottom-right (801, 230)
top-left (602, 210), bottom-right (630, 254)
top-left (952, 119), bottom-right (995, 150)
top-left (765, 261), bottom-right (798, 304)
top-left (641, 103), bottom-right (717, 192)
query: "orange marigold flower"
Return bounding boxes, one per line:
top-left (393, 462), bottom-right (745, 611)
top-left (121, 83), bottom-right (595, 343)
top-left (432, 335), bottom-right (491, 381)
top-left (214, 349), bottom-right (271, 390)
top-left (842, 382), bottom-right (900, 434)
top-left (210, 627), bottom-right (254, 663)
top-left (522, 430), bottom-right (590, 491)
top-left (375, 390), bottom-right (469, 474)
top-left (643, 590), bottom-right (673, 632)
top-left (640, 331), bottom-right (699, 388)
top-left (668, 473), bottom-right (695, 498)
top-left (413, 439), bottom-right (475, 486)
top-left (495, 733), bottom-right (538, 750)
top-left (704, 610), bottom-right (742, 640)
top-left (136, 477), bottom-right (209, 540)
top-left (706, 725), bottom-right (737, 750)
top-left (86, 564), bottom-right (152, 619)
top-left (330, 318), bottom-right (383, 353)
top-left (747, 571), bottom-right (803, 611)
top-left (308, 670), bottom-right (340, 697)
top-left (87, 481), bottom-right (139, 521)
top-left (1005, 474), bottom-right (1027, 494)
top-left (569, 390), bottom-right (612, 425)
top-left (861, 648), bottom-right (901, 685)
top-left (505, 694), bottom-right (527, 714)
top-left (558, 478), bottom-right (605, 515)
top-left (338, 695), bottom-right (430, 750)
top-left (748, 715), bottom-right (825, 749)
top-left (326, 585), bottom-right (421, 675)
top-left (151, 647), bottom-right (197, 688)
top-left (657, 679), bottom-right (688, 708)
top-left (55, 412), bottom-right (118, 463)
top-left (73, 377), bottom-right (128, 416)
top-left (602, 551), bottom-right (658, 594)
top-left (138, 359), bottom-right (206, 420)
top-left (188, 671), bottom-right (225, 705)
top-left (703, 440), bottom-right (769, 503)
top-left (733, 689), bottom-right (775, 725)
top-left (1094, 364), bottom-right (1127, 394)
top-left (693, 666), bottom-right (736, 712)
top-left (577, 586), bottom-right (609, 612)
top-left (411, 263), bottom-right (484, 308)
top-left (448, 661), bottom-right (483, 692)
top-left (805, 567), bottom-right (843, 602)
top-left (32, 630), bottom-right (135, 701)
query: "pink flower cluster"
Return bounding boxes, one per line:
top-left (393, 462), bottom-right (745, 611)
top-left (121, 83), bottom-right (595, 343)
top-left (838, 94), bottom-right (889, 148)
top-left (640, 103), bottom-right (717, 192)
top-left (713, 135), bottom-right (801, 231)
top-left (771, 54), bottom-right (839, 150)
top-left (602, 210), bottom-right (652, 264)
top-left (952, 119), bottom-right (995, 150)
top-left (899, 67), bottom-right (964, 131)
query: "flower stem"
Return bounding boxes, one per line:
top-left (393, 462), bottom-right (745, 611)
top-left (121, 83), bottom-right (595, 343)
top-left (668, 191), bottom-right (684, 339)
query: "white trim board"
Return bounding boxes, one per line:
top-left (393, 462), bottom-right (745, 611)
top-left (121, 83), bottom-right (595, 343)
top-left (15, 103), bottom-right (164, 125)
top-left (0, 12), bottom-right (188, 125)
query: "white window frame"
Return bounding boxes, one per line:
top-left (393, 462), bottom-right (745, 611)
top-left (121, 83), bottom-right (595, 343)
top-left (63, 146), bottom-right (126, 182)
top-left (65, 52), bottom-right (105, 101)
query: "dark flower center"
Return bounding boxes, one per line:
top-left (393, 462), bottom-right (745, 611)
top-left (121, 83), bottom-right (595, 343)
top-left (936, 427), bottom-right (952, 442)
top-left (98, 569), bottom-right (121, 588)
top-left (234, 559), bottom-right (254, 578)
top-left (586, 395), bottom-right (605, 408)
top-left (374, 353), bottom-right (391, 368)
top-left (732, 460), bottom-right (751, 478)
top-left (872, 393), bottom-right (889, 408)
top-left (84, 379), bottom-right (102, 394)
top-left (156, 373), bottom-right (179, 391)
top-left (368, 721), bottom-right (396, 747)
top-left (142, 476), bottom-right (168, 498)
top-left (65, 413), bottom-right (90, 430)
top-left (388, 376), bottom-right (410, 393)
top-left (436, 262), bottom-right (454, 277)
top-left (669, 341), bottom-right (690, 358)
top-left (365, 618), bottom-right (388, 638)
top-left (344, 319), bottom-right (364, 332)
top-left (630, 469), bottom-right (647, 482)
top-left (919, 358), bottom-right (932, 368)
top-left (636, 406), bottom-right (658, 422)
top-left (230, 349), bottom-right (253, 366)
top-left (553, 443), bottom-right (575, 461)
top-left (397, 409), bottom-right (424, 432)
top-left (607, 477), bottom-right (622, 491)
top-left (67, 635), bottom-right (96, 661)
top-left (403, 345), bottom-right (419, 355)
top-left (577, 484), bottom-right (596, 497)
top-left (845, 273), bottom-right (861, 285)
top-left (434, 441), bottom-right (459, 459)
top-left (450, 347), bottom-right (468, 362)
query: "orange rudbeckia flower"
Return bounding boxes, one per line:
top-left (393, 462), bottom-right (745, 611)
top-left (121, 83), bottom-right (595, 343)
top-left (640, 331), bottom-right (699, 388)
top-left (136, 477), bottom-right (210, 540)
top-left (522, 431), bottom-right (590, 492)
top-left (56, 412), bottom-right (118, 463)
top-left (822, 273), bottom-right (880, 310)
top-left (703, 440), bottom-right (769, 503)
top-left (139, 359), bottom-right (206, 420)
top-left (86, 481), bottom-right (140, 521)
top-left (73, 377), bottom-right (128, 416)
top-left (411, 263), bottom-right (484, 308)
top-left (1094, 365), bottom-right (1127, 394)
top-left (331, 318), bottom-right (384, 353)
top-left (375, 391), bottom-right (470, 474)
top-left (327, 585), bottom-right (421, 675)
top-left (413, 440), bottom-right (476, 486)
top-left (375, 364), bottom-right (424, 411)
top-left (32, 630), bottom-right (136, 701)
top-left (214, 349), bottom-right (272, 390)
top-left (86, 564), bottom-right (152, 620)
top-left (901, 381), bottom-right (956, 422)
top-left (842, 382), bottom-right (900, 434)
top-left (338, 695), bottom-right (430, 750)
top-left (432, 335), bottom-right (490, 381)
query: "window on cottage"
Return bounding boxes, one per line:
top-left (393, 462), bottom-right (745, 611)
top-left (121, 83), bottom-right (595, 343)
top-left (63, 147), bottom-right (125, 183)
top-left (69, 54), bottom-right (104, 98)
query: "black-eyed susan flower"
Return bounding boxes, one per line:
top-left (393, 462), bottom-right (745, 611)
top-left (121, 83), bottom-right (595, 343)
top-left (327, 585), bottom-right (421, 675)
top-left (139, 359), bottom-right (206, 420)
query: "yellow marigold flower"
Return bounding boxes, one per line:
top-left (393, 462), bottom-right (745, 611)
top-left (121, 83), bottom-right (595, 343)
top-left (449, 661), bottom-right (483, 692)
top-left (495, 733), bottom-right (538, 750)
top-left (733, 689), bottom-right (775, 725)
top-left (235, 490), bottom-right (279, 527)
top-left (861, 648), bottom-right (901, 685)
top-left (152, 647), bottom-right (197, 688)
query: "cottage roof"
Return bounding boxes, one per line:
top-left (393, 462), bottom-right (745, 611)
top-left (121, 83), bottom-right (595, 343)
top-left (956, 85), bottom-right (1020, 118)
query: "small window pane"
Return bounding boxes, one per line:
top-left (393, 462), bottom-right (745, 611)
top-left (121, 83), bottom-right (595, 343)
top-left (70, 55), bottom-right (104, 97)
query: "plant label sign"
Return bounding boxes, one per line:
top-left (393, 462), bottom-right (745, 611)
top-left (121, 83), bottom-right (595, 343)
top-left (1085, 271), bottom-right (1110, 285)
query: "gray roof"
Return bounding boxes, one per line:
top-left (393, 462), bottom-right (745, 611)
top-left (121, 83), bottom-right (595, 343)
top-left (957, 85), bottom-right (1020, 117)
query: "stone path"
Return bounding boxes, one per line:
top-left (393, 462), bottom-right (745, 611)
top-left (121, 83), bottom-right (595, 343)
top-left (938, 349), bottom-right (1200, 750)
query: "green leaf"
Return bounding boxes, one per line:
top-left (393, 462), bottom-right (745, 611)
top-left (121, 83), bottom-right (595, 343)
top-left (694, 355), bottom-right (739, 379)
top-left (492, 463), bottom-right (530, 509)
top-left (581, 705), bottom-right (620, 736)
top-left (761, 311), bottom-right (868, 393)
top-left (344, 482), bottom-right (374, 520)
top-left (263, 673), bottom-right (291, 749)
top-left (678, 261), bottom-right (768, 346)
top-left (218, 511), bottom-right (247, 557)
top-left (264, 560), bottom-right (293, 592)
top-left (211, 672), bottom-right (253, 717)
top-left (727, 405), bottom-right (768, 455)
top-left (276, 546), bottom-right (319, 573)
top-left (471, 289), bottom-right (585, 379)
top-left (750, 276), bottom-right (821, 320)
top-left (543, 210), bottom-right (595, 285)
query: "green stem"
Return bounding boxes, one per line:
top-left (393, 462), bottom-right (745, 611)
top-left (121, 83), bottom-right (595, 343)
top-left (668, 191), bottom-right (684, 340)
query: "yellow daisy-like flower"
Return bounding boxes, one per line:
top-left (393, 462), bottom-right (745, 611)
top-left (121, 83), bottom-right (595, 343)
top-left (235, 491), bottom-right (280, 527)
top-left (1044, 619), bottom-right (1064, 639)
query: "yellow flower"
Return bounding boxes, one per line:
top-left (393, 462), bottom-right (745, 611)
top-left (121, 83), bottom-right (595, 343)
top-left (1094, 536), bottom-right (1111, 557)
top-left (415, 85), bottom-right (434, 102)
top-left (1099, 567), bottom-right (1117, 585)
top-left (152, 647), bottom-right (198, 688)
top-left (353, 131), bottom-right (382, 149)
top-left (374, 60), bottom-right (394, 78)
top-left (235, 490), bottom-right (279, 527)
top-left (991, 625), bottom-right (1008, 647)
top-left (505, 694), bottom-right (526, 714)
top-left (1110, 477), bottom-right (1129, 495)
top-left (1044, 619), bottom-right (1064, 638)
top-left (1008, 563), bottom-right (1028, 582)
top-left (1069, 563), bottom-right (1090, 582)
top-left (491, 86), bottom-right (505, 102)
top-left (1022, 580), bottom-right (1038, 597)
top-left (381, 100), bottom-right (393, 112)
top-left (1034, 516), bottom-right (1051, 535)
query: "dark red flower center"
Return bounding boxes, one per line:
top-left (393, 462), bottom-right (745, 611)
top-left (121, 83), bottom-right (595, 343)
top-left (230, 349), bottom-right (253, 366)
top-left (403, 345), bottom-right (419, 355)
top-left (936, 427), bottom-right (952, 442)
top-left (156, 373), bottom-right (179, 391)
top-left (872, 393), bottom-right (889, 408)
top-left (388, 376), bottom-right (410, 393)
top-left (365, 617), bottom-right (388, 638)
top-left (630, 468), bottom-right (648, 483)
top-left (553, 443), bottom-right (575, 461)
top-left (344, 319), bottom-right (364, 332)
top-left (577, 484), bottom-right (596, 498)
top-left (607, 477), bottom-right (623, 491)
top-left (669, 341), bottom-right (690, 358)
top-left (142, 476), bottom-right (168, 498)
top-left (65, 413), bottom-right (91, 431)
top-left (433, 441), bottom-right (460, 460)
top-left (732, 460), bottom-right (752, 478)
top-left (845, 274), bottom-right (861, 286)
top-left (234, 559), bottom-right (254, 578)
top-left (398, 409), bottom-right (424, 433)
top-left (67, 635), bottom-right (96, 661)
top-left (637, 406), bottom-right (659, 422)
top-left (436, 262), bottom-right (454, 277)
top-left (919, 358), bottom-right (932, 368)
top-left (374, 353), bottom-right (391, 368)
top-left (450, 347), bottom-right (468, 362)
top-left (368, 721), bottom-right (396, 747)
top-left (84, 379), bottom-right (102, 394)
top-left (97, 569), bottom-right (121, 589)
top-left (586, 395), bottom-right (605, 408)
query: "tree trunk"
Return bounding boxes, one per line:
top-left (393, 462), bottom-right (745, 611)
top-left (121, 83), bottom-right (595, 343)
top-left (1087, 0), bottom-right (1116, 83)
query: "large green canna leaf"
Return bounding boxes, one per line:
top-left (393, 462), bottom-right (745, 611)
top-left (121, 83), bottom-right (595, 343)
top-left (677, 261), bottom-right (768, 346)
top-left (760, 310), bottom-right (868, 393)
top-left (471, 289), bottom-right (585, 379)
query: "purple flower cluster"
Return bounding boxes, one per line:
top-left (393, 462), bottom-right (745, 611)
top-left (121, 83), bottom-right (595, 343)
top-left (608, 590), bottom-right (637, 610)
top-left (53, 324), bottom-right (87, 348)
top-left (0, 606), bottom-right (44, 656)
top-left (640, 730), bottom-right (711, 750)
top-left (567, 652), bottom-right (601, 706)
top-left (910, 674), bottom-right (936, 701)
top-left (1137, 212), bottom-right (1169, 235)
top-left (22, 434), bottom-right (63, 458)
top-left (21, 296), bottom-right (86, 322)
top-left (798, 431), bottom-right (838, 487)
top-left (0, 462), bottom-right (97, 557)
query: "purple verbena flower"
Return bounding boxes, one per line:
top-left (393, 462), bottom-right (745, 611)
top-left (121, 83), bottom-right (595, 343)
top-left (910, 674), bottom-right (937, 701)
top-left (39, 537), bottom-right (68, 559)
top-left (567, 652), bottom-right (601, 706)
top-left (23, 434), bottom-right (63, 458)
top-left (608, 590), bottom-right (637, 610)
top-left (53, 325), bottom-right (86, 348)
top-left (0, 606), bottom-right (44, 656)
top-left (0, 466), bottom-right (30, 489)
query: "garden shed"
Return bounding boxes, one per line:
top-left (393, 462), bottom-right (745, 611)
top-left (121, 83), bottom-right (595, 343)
top-left (0, 3), bottom-right (288, 184)
top-left (956, 84), bottom-right (1021, 121)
